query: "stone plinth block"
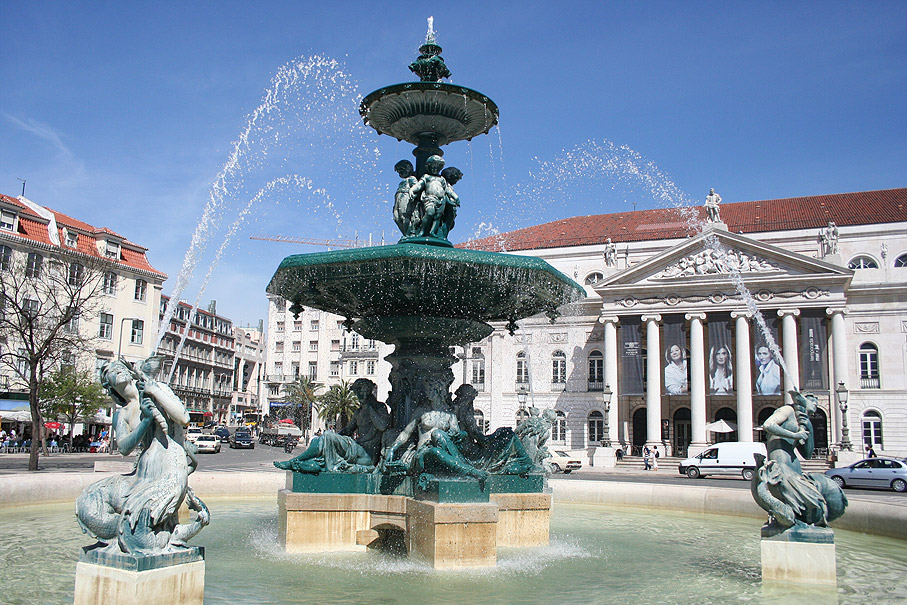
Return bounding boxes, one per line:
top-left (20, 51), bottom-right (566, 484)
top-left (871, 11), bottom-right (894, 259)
top-left (414, 476), bottom-right (489, 503)
top-left (74, 547), bottom-right (204, 605)
top-left (406, 498), bottom-right (498, 568)
top-left (761, 526), bottom-right (836, 585)
top-left (491, 492), bottom-right (553, 548)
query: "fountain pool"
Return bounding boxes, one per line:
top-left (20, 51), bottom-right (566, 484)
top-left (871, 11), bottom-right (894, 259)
top-left (3, 498), bottom-right (904, 604)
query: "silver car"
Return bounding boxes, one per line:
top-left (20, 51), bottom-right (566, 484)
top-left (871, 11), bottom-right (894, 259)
top-left (825, 457), bottom-right (907, 492)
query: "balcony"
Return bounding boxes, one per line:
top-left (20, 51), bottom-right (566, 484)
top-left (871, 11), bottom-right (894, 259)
top-left (588, 381), bottom-right (604, 392)
top-left (470, 382), bottom-right (485, 392)
top-left (860, 377), bottom-right (880, 389)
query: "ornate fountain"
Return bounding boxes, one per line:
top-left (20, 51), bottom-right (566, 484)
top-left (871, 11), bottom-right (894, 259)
top-left (267, 21), bottom-right (583, 567)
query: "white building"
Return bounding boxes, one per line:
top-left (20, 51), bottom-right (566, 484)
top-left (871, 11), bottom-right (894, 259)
top-left (459, 188), bottom-right (907, 460)
top-left (232, 324), bottom-right (266, 426)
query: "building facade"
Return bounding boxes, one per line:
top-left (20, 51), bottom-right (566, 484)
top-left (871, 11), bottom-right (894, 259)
top-left (232, 324), bottom-right (266, 426)
top-left (460, 188), bottom-right (907, 459)
top-left (0, 194), bottom-right (165, 398)
top-left (156, 297), bottom-right (235, 425)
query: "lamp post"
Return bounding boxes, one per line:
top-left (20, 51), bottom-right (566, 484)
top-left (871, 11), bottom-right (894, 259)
top-left (517, 384), bottom-right (528, 414)
top-left (601, 383), bottom-right (613, 447)
top-left (836, 381), bottom-right (851, 451)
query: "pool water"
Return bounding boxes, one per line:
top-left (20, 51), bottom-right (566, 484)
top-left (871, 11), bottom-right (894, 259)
top-left (0, 498), bottom-right (903, 604)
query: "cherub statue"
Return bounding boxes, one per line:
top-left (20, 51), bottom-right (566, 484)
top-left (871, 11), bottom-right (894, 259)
top-left (76, 357), bottom-right (209, 556)
top-left (409, 155), bottom-right (457, 238)
top-left (392, 160), bottom-right (418, 236)
top-left (437, 166), bottom-right (463, 240)
top-left (704, 188), bottom-right (722, 223)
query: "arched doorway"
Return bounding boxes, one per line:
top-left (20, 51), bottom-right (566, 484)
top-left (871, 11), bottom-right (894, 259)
top-left (673, 407), bottom-right (691, 457)
top-left (811, 407), bottom-right (828, 453)
top-left (714, 407), bottom-right (738, 443)
top-left (632, 407), bottom-right (647, 453)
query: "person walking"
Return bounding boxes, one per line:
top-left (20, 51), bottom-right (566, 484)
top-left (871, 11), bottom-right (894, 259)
top-left (866, 444), bottom-right (877, 458)
top-left (651, 446), bottom-right (659, 471)
top-left (643, 445), bottom-right (651, 471)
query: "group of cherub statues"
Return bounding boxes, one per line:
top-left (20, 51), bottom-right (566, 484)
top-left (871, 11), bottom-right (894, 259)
top-left (275, 378), bottom-right (557, 482)
top-left (393, 155), bottom-right (462, 240)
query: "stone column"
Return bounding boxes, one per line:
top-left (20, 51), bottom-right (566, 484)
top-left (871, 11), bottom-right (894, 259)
top-left (686, 313), bottom-right (708, 449)
top-left (601, 316), bottom-right (620, 444)
top-left (827, 308), bottom-right (849, 446)
top-left (778, 309), bottom-right (801, 405)
top-left (641, 314), bottom-right (662, 447)
top-left (732, 311), bottom-right (754, 442)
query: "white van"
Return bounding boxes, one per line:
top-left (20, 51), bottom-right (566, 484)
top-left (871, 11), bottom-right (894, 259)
top-left (678, 442), bottom-right (767, 480)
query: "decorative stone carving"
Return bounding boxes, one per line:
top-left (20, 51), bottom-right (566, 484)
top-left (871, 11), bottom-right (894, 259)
top-left (854, 322), bottom-right (880, 334)
top-left (514, 333), bottom-right (533, 344)
top-left (654, 248), bottom-right (780, 279)
top-left (586, 330), bottom-right (603, 342)
top-left (549, 332), bottom-right (568, 343)
top-left (613, 288), bottom-right (828, 308)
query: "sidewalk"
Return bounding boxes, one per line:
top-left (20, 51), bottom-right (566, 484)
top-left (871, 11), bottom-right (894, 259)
top-left (0, 452), bottom-right (134, 474)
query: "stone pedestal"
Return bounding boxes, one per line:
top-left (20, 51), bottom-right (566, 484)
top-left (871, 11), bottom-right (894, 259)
top-left (491, 492), bottom-right (553, 547)
top-left (590, 446), bottom-right (617, 468)
top-left (761, 525), bottom-right (836, 585)
top-left (406, 498), bottom-right (498, 569)
top-left (74, 546), bottom-right (204, 605)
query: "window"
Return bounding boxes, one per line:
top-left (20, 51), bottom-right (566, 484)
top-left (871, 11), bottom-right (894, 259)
top-left (585, 272), bottom-right (604, 285)
top-left (130, 319), bottom-right (144, 345)
top-left (309, 341), bottom-right (318, 352)
top-left (473, 409), bottom-right (489, 433)
top-left (268, 385), bottom-right (280, 397)
top-left (276, 322), bottom-right (285, 333)
top-left (310, 320), bottom-right (319, 331)
top-left (471, 358), bottom-right (485, 385)
top-left (859, 342), bottom-right (880, 388)
top-left (22, 297), bottom-right (39, 319)
top-left (552, 350), bottom-right (567, 384)
top-left (349, 360), bottom-right (358, 376)
top-left (292, 341), bottom-right (301, 352)
top-left (99, 313), bottom-right (113, 339)
top-left (61, 349), bottom-right (76, 367)
top-left (588, 350), bottom-right (604, 388)
top-left (105, 240), bottom-right (120, 259)
top-left (552, 411), bottom-right (567, 442)
top-left (65, 230), bottom-right (78, 248)
top-left (17, 348), bottom-right (29, 376)
top-left (0, 245), bottom-right (10, 271)
top-left (275, 341), bottom-right (284, 353)
top-left (516, 352), bottom-right (529, 384)
top-left (134, 279), bottom-right (147, 301)
top-left (848, 256), bottom-right (878, 269)
top-left (350, 333), bottom-right (360, 351)
top-left (330, 361), bottom-right (340, 377)
top-left (367, 339), bottom-right (377, 350)
top-left (895, 254), bottom-right (907, 268)
top-left (862, 410), bottom-right (883, 449)
top-left (25, 252), bottom-right (42, 278)
top-left (291, 363), bottom-right (300, 378)
top-left (366, 360), bottom-right (376, 375)
top-left (68, 262), bottom-right (84, 286)
top-left (331, 339), bottom-right (340, 351)
top-left (293, 321), bottom-right (302, 332)
top-left (103, 271), bottom-right (117, 295)
top-left (63, 308), bottom-right (79, 333)
top-left (588, 411), bottom-right (605, 442)
top-left (0, 210), bottom-right (15, 231)
top-left (274, 361), bottom-right (283, 375)
top-left (308, 362), bottom-right (317, 380)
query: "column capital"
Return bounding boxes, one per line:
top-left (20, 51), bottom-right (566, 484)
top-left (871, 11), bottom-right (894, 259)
top-left (730, 310), bottom-right (752, 320)
top-left (598, 315), bottom-right (620, 325)
top-left (640, 314), bottom-right (662, 323)
top-left (684, 312), bottom-right (707, 321)
top-left (825, 307), bottom-right (849, 317)
top-left (777, 308), bottom-right (801, 318)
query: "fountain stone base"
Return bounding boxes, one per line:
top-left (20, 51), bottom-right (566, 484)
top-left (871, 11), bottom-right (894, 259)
top-left (74, 546), bottom-right (205, 605)
top-left (760, 525), bottom-right (836, 585)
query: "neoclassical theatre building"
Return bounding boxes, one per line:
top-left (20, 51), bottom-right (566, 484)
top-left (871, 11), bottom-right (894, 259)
top-left (457, 188), bottom-right (907, 459)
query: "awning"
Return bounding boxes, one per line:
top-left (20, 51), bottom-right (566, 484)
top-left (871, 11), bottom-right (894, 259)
top-left (0, 411), bottom-right (32, 422)
top-left (705, 420), bottom-right (737, 433)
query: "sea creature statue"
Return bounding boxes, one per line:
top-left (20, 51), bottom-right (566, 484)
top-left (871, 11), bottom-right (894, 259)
top-left (516, 406), bottom-right (558, 471)
top-left (274, 378), bottom-right (389, 473)
top-left (751, 390), bottom-right (848, 534)
top-left (75, 357), bottom-right (209, 556)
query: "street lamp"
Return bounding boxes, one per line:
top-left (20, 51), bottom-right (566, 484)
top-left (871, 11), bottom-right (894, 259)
top-left (517, 384), bottom-right (528, 412)
top-left (836, 381), bottom-right (852, 451)
top-left (601, 383), bottom-right (613, 447)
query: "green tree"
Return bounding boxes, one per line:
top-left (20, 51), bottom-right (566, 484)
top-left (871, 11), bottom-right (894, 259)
top-left (315, 380), bottom-right (361, 429)
top-left (40, 366), bottom-right (108, 447)
top-left (281, 376), bottom-right (322, 433)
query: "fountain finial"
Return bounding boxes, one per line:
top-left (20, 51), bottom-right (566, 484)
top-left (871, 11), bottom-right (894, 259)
top-left (409, 17), bottom-right (451, 82)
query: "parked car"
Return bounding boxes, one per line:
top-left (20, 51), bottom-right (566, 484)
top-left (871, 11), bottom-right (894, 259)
top-left (186, 427), bottom-right (204, 443)
top-left (825, 457), bottom-right (907, 492)
top-left (213, 426), bottom-right (231, 442)
top-left (548, 450), bottom-right (583, 473)
top-left (678, 442), bottom-right (767, 480)
top-left (195, 434), bottom-right (221, 454)
top-left (230, 429), bottom-right (255, 449)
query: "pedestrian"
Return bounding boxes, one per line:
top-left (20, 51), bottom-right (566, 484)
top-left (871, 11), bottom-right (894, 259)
top-left (615, 446), bottom-right (624, 462)
top-left (643, 445), bottom-right (651, 471)
top-left (866, 443), bottom-right (877, 458)
top-left (652, 445), bottom-right (659, 471)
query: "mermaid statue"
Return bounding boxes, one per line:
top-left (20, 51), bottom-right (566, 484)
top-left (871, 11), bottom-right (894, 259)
top-left (75, 357), bottom-right (209, 556)
top-left (752, 390), bottom-right (847, 535)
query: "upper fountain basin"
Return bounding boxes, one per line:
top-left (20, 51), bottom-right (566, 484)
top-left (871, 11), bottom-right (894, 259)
top-left (360, 82), bottom-right (499, 146)
top-left (266, 243), bottom-right (583, 329)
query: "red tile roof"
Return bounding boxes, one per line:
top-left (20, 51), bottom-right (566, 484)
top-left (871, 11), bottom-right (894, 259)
top-left (0, 194), bottom-right (166, 278)
top-left (461, 188), bottom-right (907, 252)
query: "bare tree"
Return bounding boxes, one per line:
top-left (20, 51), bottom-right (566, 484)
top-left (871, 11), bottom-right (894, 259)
top-left (0, 251), bottom-right (109, 470)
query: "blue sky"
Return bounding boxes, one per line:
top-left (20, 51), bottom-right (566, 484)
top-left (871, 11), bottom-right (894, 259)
top-left (3, 2), bottom-right (904, 326)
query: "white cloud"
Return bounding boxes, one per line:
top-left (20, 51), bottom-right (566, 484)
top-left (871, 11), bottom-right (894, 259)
top-left (4, 113), bottom-right (74, 160)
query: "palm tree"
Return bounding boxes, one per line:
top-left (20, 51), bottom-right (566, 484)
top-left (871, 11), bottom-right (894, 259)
top-left (315, 380), bottom-right (361, 430)
top-left (281, 376), bottom-right (322, 433)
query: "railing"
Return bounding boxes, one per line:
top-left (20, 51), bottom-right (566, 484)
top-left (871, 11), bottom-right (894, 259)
top-left (860, 377), bottom-right (880, 389)
top-left (470, 382), bottom-right (485, 392)
top-left (550, 382), bottom-right (566, 391)
top-left (588, 381), bottom-right (604, 391)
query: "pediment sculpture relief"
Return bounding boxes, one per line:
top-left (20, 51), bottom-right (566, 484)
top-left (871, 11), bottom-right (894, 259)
top-left (654, 248), bottom-right (780, 279)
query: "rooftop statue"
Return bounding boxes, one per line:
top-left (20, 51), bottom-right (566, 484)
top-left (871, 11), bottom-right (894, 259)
top-left (752, 390), bottom-right (848, 534)
top-left (704, 188), bottom-right (722, 223)
top-left (274, 378), bottom-right (389, 473)
top-left (819, 221), bottom-right (840, 256)
top-left (76, 357), bottom-right (209, 556)
top-left (603, 238), bottom-right (616, 267)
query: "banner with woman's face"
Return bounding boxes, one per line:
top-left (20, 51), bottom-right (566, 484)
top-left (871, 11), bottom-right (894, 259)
top-left (708, 313), bottom-right (733, 395)
top-left (663, 315), bottom-right (687, 395)
top-left (753, 315), bottom-right (781, 395)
